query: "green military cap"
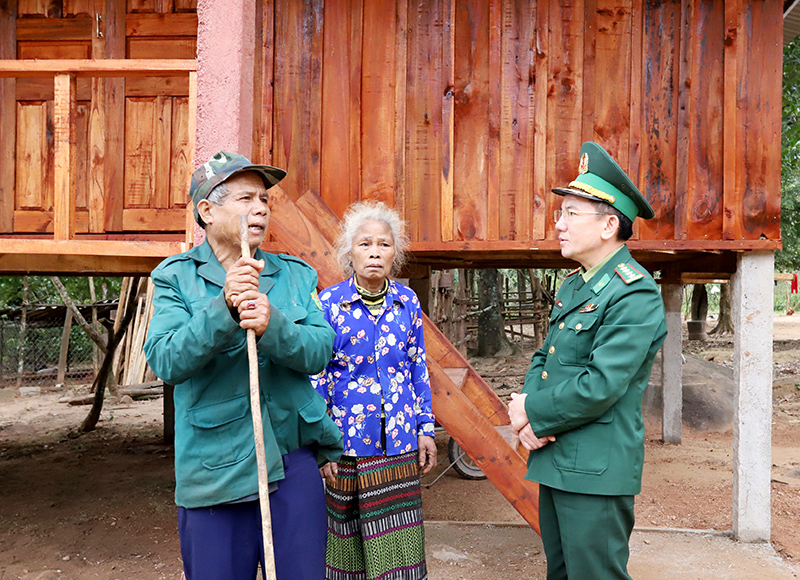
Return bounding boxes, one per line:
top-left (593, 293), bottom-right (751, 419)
top-left (189, 151), bottom-right (286, 225)
top-left (553, 141), bottom-right (654, 221)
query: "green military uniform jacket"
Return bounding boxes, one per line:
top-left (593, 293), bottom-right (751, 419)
top-left (144, 240), bottom-right (343, 508)
top-left (522, 245), bottom-right (667, 496)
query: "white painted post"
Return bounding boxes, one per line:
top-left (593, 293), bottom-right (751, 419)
top-left (661, 283), bottom-right (683, 444)
top-left (731, 251), bottom-right (773, 542)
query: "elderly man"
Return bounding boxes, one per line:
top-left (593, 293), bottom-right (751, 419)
top-left (144, 151), bottom-right (343, 580)
top-left (509, 142), bottom-right (667, 580)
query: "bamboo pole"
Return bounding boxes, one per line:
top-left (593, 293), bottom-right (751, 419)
top-left (240, 215), bottom-right (276, 578)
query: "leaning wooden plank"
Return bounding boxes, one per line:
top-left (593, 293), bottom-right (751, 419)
top-left (53, 73), bottom-right (78, 240)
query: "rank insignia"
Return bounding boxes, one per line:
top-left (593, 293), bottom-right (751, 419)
top-left (579, 303), bottom-right (598, 313)
top-left (614, 262), bottom-right (644, 284)
top-left (579, 152), bottom-right (589, 174)
top-left (555, 299), bottom-right (563, 309)
top-left (592, 273), bottom-right (611, 294)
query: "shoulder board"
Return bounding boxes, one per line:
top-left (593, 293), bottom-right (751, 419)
top-left (614, 262), bottom-right (644, 285)
top-left (566, 268), bottom-right (581, 278)
top-left (155, 251), bottom-right (194, 270)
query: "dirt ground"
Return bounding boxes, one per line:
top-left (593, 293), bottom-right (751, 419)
top-left (1, 315), bottom-right (799, 579)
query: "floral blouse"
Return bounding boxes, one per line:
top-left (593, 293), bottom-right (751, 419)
top-left (312, 276), bottom-right (435, 457)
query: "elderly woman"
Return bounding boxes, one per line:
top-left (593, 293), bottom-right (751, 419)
top-left (313, 201), bottom-right (436, 580)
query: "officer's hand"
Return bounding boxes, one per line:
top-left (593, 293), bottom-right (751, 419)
top-left (508, 392), bottom-right (530, 433)
top-left (235, 290), bottom-right (271, 336)
top-left (321, 462), bottom-right (338, 486)
top-left (518, 424), bottom-right (555, 451)
top-left (418, 435), bottom-right (437, 475)
top-left (224, 257), bottom-right (265, 308)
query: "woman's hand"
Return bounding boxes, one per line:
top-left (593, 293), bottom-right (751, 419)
top-left (417, 435), bottom-right (437, 475)
top-left (320, 461), bottom-right (338, 486)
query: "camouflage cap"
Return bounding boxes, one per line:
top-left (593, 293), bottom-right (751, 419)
top-left (552, 141), bottom-right (654, 221)
top-left (189, 151), bottom-right (287, 224)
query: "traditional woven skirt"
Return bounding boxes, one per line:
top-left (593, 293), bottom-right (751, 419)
top-left (325, 451), bottom-right (428, 580)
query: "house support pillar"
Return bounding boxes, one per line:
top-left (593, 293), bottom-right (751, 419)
top-left (660, 283), bottom-right (683, 444)
top-left (731, 251), bottom-right (773, 542)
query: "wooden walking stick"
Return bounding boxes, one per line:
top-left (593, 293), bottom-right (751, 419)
top-left (240, 215), bottom-right (277, 579)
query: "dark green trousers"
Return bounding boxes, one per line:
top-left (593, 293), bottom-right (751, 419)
top-left (538, 485), bottom-right (635, 580)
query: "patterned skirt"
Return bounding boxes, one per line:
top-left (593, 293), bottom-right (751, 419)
top-left (324, 451), bottom-right (428, 580)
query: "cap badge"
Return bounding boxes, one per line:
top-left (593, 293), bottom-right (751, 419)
top-left (579, 153), bottom-right (589, 175)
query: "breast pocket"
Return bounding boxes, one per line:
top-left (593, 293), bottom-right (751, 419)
top-left (556, 314), bottom-right (600, 366)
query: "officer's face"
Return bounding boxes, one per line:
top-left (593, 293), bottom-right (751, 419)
top-left (555, 194), bottom-right (613, 267)
top-left (202, 172), bottom-right (270, 251)
top-left (349, 219), bottom-right (396, 292)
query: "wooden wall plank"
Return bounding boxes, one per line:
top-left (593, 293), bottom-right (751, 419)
top-left (638, 0), bottom-right (680, 241)
top-left (440, 0), bottom-right (454, 241)
top-left (733, 0), bottom-right (781, 240)
top-left (128, 0), bottom-right (156, 13)
top-left (124, 97), bottom-right (156, 208)
top-left (64, 0), bottom-right (92, 15)
top-left (170, 97), bottom-right (190, 207)
top-left (486, 0), bottom-right (500, 240)
top-left (17, 0), bottom-right (53, 16)
top-left (531, 0), bottom-right (547, 242)
top-left (392, 0), bottom-right (408, 219)
top-left (252, 0), bottom-right (274, 166)
top-left (272, 0), bottom-right (324, 201)
top-left (104, 0), bottom-right (126, 232)
top-left (18, 40), bottom-right (91, 59)
top-left (154, 0), bottom-right (173, 13)
top-left (12, 209), bottom-right (89, 233)
top-left (15, 101), bottom-right (54, 213)
top-left (88, 0), bottom-right (107, 233)
top-left (362, 0), bottom-right (400, 210)
top-left (452, 0), bottom-right (489, 242)
top-left (122, 208), bottom-right (184, 230)
top-left (126, 13), bottom-right (196, 36)
top-left (126, 76), bottom-right (189, 96)
top-left (75, 101), bottom-right (89, 212)
top-left (126, 37), bottom-right (196, 59)
top-left (627, 0), bottom-right (643, 240)
top-left (153, 95), bottom-right (172, 208)
top-left (53, 72), bottom-right (78, 240)
top-left (498, 0), bottom-right (535, 241)
top-left (680, 1), bottom-right (724, 241)
top-left (0, 0), bottom-right (17, 234)
top-left (174, 0), bottom-right (194, 12)
top-left (405, 0), bottom-right (443, 242)
top-left (16, 77), bottom-right (92, 100)
top-left (321, 0), bottom-right (359, 216)
top-left (588, 0), bottom-right (633, 165)
top-left (546, 0), bottom-right (584, 240)
top-left (17, 15), bottom-right (92, 40)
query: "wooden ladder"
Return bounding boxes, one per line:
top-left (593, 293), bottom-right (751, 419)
top-left (268, 186), bottom-right (540, 534)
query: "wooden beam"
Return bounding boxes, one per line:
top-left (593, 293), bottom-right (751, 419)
top-left (53, 73), bottom-right (78, 240)
top-left (0, 238), bottom-right (185, 256)
top-left (0, 59), bottom-right (197, 78)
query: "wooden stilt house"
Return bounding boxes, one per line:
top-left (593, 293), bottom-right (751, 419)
top-left (0, 0), bottom-right (784, 541)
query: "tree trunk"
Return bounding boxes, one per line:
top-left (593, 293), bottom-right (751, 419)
top-left (80, 277), bottom-right (143, 433)
top-left (690, 284), bottom-right (708, 321)
top-left (476, 269), bottom-right (515, 357)
top-left (710, 282), bottom-right (734, 334)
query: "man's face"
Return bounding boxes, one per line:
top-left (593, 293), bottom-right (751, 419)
top-left (555, 194), bottom-right (612, 265)
top-left (203, 172), bottom-right (270, 250)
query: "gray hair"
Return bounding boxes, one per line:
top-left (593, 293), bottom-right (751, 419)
top-left (335, 201), bottom-right (409, 277)
top-left (195, 182), bottom-right (230, 228)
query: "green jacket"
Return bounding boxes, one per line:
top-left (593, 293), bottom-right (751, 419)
top-left (522, 245), bottom-right (667, 496)
top-left (144, 240), bottom-right (343, 508)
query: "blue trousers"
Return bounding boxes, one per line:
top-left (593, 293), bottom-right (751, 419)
top-left (178, 447), bottom-right (326, 580)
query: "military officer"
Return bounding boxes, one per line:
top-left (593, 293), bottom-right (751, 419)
top-left (508, 141), bottom-right (668, 580)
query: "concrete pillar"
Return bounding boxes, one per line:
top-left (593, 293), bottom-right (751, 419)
top-left (660, 283), bottom-right (683, 444)
top-left (731, 251), bottom-right (773, 542)
top-left (195, 0), bottom-right (256, 162)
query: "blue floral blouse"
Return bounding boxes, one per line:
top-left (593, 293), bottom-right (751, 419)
top-left (312, 276), bottom-right (435, 457)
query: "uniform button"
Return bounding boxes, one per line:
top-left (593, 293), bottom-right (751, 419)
top-left (541, 371), bottom-right (548, 380)
top-left (548, 346), bottom-right (555, 354)
top-left (559, 322), bottom-right (565, 330)
top-left (575, 323), bottom-right (582, 330)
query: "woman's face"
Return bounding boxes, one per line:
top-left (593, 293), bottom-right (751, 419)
top-left (350, 220), bottom-right (396, 290)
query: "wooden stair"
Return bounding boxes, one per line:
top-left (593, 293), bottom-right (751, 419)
top-left (268, 186), bottom-right (540, 534)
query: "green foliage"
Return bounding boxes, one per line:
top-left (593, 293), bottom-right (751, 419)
top-left (0, 276), bottom-right (122, 309)
top-left (779, 39), bottom-right (800, 270)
